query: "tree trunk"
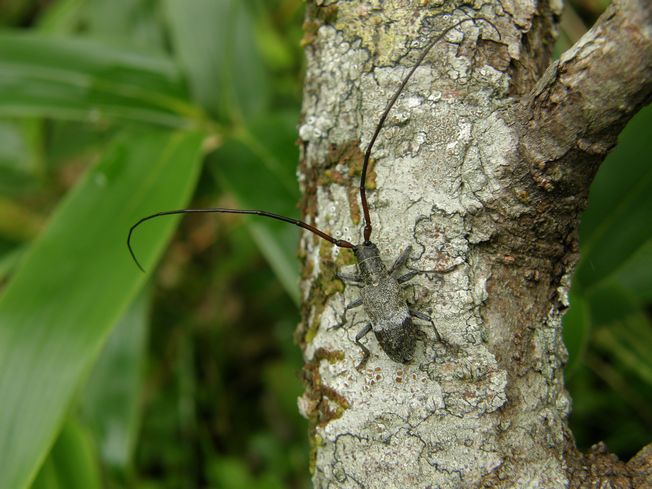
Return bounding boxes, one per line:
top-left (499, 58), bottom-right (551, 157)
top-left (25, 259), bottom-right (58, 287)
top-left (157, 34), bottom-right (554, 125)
top-left (296, 1), bottom-right (652, 487)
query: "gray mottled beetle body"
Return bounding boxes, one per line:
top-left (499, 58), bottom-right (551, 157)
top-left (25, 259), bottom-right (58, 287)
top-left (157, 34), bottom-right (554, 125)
top-left (338, 242), bottom-right (435, 369)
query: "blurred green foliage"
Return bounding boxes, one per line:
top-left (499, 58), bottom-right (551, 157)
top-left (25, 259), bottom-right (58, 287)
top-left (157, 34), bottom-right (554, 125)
top-left (0, 1), bottom-right (649, 488)
top-left (0, 0), bottom-right (308, 488)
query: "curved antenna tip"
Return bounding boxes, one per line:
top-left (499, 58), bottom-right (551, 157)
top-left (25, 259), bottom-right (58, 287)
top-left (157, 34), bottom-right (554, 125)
top-left (127, 223), bottom-right (147, 273)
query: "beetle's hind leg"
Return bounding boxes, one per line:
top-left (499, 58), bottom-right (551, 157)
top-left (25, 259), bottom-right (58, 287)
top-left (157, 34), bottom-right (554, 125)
top-left (354, 323), bottom-right (372, 370)
top-left (409, 308), bottom-right (442, 343)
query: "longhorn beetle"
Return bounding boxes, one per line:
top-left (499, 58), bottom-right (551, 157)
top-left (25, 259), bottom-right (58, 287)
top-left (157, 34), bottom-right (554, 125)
top-left (128, 15), bottom-right (500, 370)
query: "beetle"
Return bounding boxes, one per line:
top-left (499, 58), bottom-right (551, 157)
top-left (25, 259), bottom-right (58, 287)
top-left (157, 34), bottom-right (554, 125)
top-left (128, 15), bottom-right (500, 370)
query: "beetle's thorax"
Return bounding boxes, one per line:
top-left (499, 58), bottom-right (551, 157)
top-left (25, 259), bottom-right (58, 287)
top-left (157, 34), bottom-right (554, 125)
top-left (354, 242), bottom-right (388, 285)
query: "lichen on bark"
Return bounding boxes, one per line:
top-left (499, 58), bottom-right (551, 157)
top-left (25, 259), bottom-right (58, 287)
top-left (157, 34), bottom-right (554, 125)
top-left (297, 0), bottom-right (652, 487)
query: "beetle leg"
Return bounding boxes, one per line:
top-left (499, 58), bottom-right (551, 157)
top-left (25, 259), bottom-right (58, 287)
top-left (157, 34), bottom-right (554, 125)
top-left (409, 308), bottom-right (442, 342)
top-left (330, 298), bottom-right (363, 330)
top-left (389, 245), bottom-right (412, 275)
top-left (409, 308), bottom-right (430, 321)
top-left (354, 323), bottom-right (372, 370)
top-left (397, 270), bottom-right (418, 284)
top-left (336, 271), bottom-right (364, 287)
top-left (344, 298), bottom-right (363, 312)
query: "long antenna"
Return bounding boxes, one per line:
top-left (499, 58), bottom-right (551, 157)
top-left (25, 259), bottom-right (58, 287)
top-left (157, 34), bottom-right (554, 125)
top-left (359, 16), bottom-right (500, 244)
top-left (128, 16), bottom-right (500, 272)
top-left (127, 208), bottom-right (355, 272)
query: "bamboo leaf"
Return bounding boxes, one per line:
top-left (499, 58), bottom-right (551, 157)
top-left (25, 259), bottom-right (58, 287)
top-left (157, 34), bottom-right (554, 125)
top-left (0, 128), bottom-right (204, 489)
top-left (163, 0), bottom-right (269, 121)
top-left (0, 31), bottom-right (200, 127)
top-left (78, 286), bottom-right (150, 472)
top-left (31, 419), bottom-right (102, 489)
top-left (575, 105), bottom-right (652, 291)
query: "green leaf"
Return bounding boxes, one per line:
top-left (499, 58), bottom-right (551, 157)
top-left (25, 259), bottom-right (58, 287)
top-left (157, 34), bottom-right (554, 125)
top-left (593, 313), bottom-right (652, 387)
top-left (0, 246), bottom-right (24, 280)
top-left (38, 0), bottom-right (167, 53)
top-left (0, 128), bottom-right (204, 489)
top-left (0, 0), bottom-right (39, 27)
top-left (0, 31), bottom-right (200, 127)
top-left (607, 238), bottom-right (652, 304)
top-left (35, 0), bottom-right (86, 35)
top-left (31, 419), bottom-right (101, 489)
top-left (227, 3), bottom-right (269, 121)
top-left (585, 283), bottom-right (639, 327)
top-left (575, 105), bottom-right (652, 290)
top-left (163, 0), bottom-right (269, 121)
top-left (78, 286), bottom-right (150, 473)
top-left (0, 119), bottom-right (42, 195)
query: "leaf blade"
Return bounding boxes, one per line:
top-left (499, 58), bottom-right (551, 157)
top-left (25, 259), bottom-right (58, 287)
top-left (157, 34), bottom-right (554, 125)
top-left (0, 31), bottom-right (199, 127)
top-left (0, 128), bottom-right (204, 489)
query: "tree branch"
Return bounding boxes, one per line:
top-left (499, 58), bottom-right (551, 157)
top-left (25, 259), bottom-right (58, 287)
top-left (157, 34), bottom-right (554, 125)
top-left (520, 0), bottom-right (652, 195)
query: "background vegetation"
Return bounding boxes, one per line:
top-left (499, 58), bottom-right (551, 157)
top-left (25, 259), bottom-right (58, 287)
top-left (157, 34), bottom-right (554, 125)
top-left (0, 0), bottom-right (648, 488)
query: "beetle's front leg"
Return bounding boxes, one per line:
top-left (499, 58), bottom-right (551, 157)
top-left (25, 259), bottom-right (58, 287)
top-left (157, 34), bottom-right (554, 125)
top-left (330, 298), bottom-right (363, 330)
top-left (397, 270), bottom-right (418, 284)
top-left (337, 271), bottom-right (364, 287)
top-left (389, 245), bottom-right (412, 275)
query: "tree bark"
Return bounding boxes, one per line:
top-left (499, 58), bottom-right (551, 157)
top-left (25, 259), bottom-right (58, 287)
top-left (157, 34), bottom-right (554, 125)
top-left (296, 1), bottom-right (652, 487)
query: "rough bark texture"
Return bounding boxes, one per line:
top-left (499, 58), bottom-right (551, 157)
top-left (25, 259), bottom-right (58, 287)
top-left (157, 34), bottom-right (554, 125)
top-left (295, 1), bottom-right (652, 487)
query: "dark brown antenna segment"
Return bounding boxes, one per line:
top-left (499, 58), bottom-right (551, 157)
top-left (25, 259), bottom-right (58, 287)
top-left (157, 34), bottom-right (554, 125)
top-left (359, 16), bottom-right (500, 244)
